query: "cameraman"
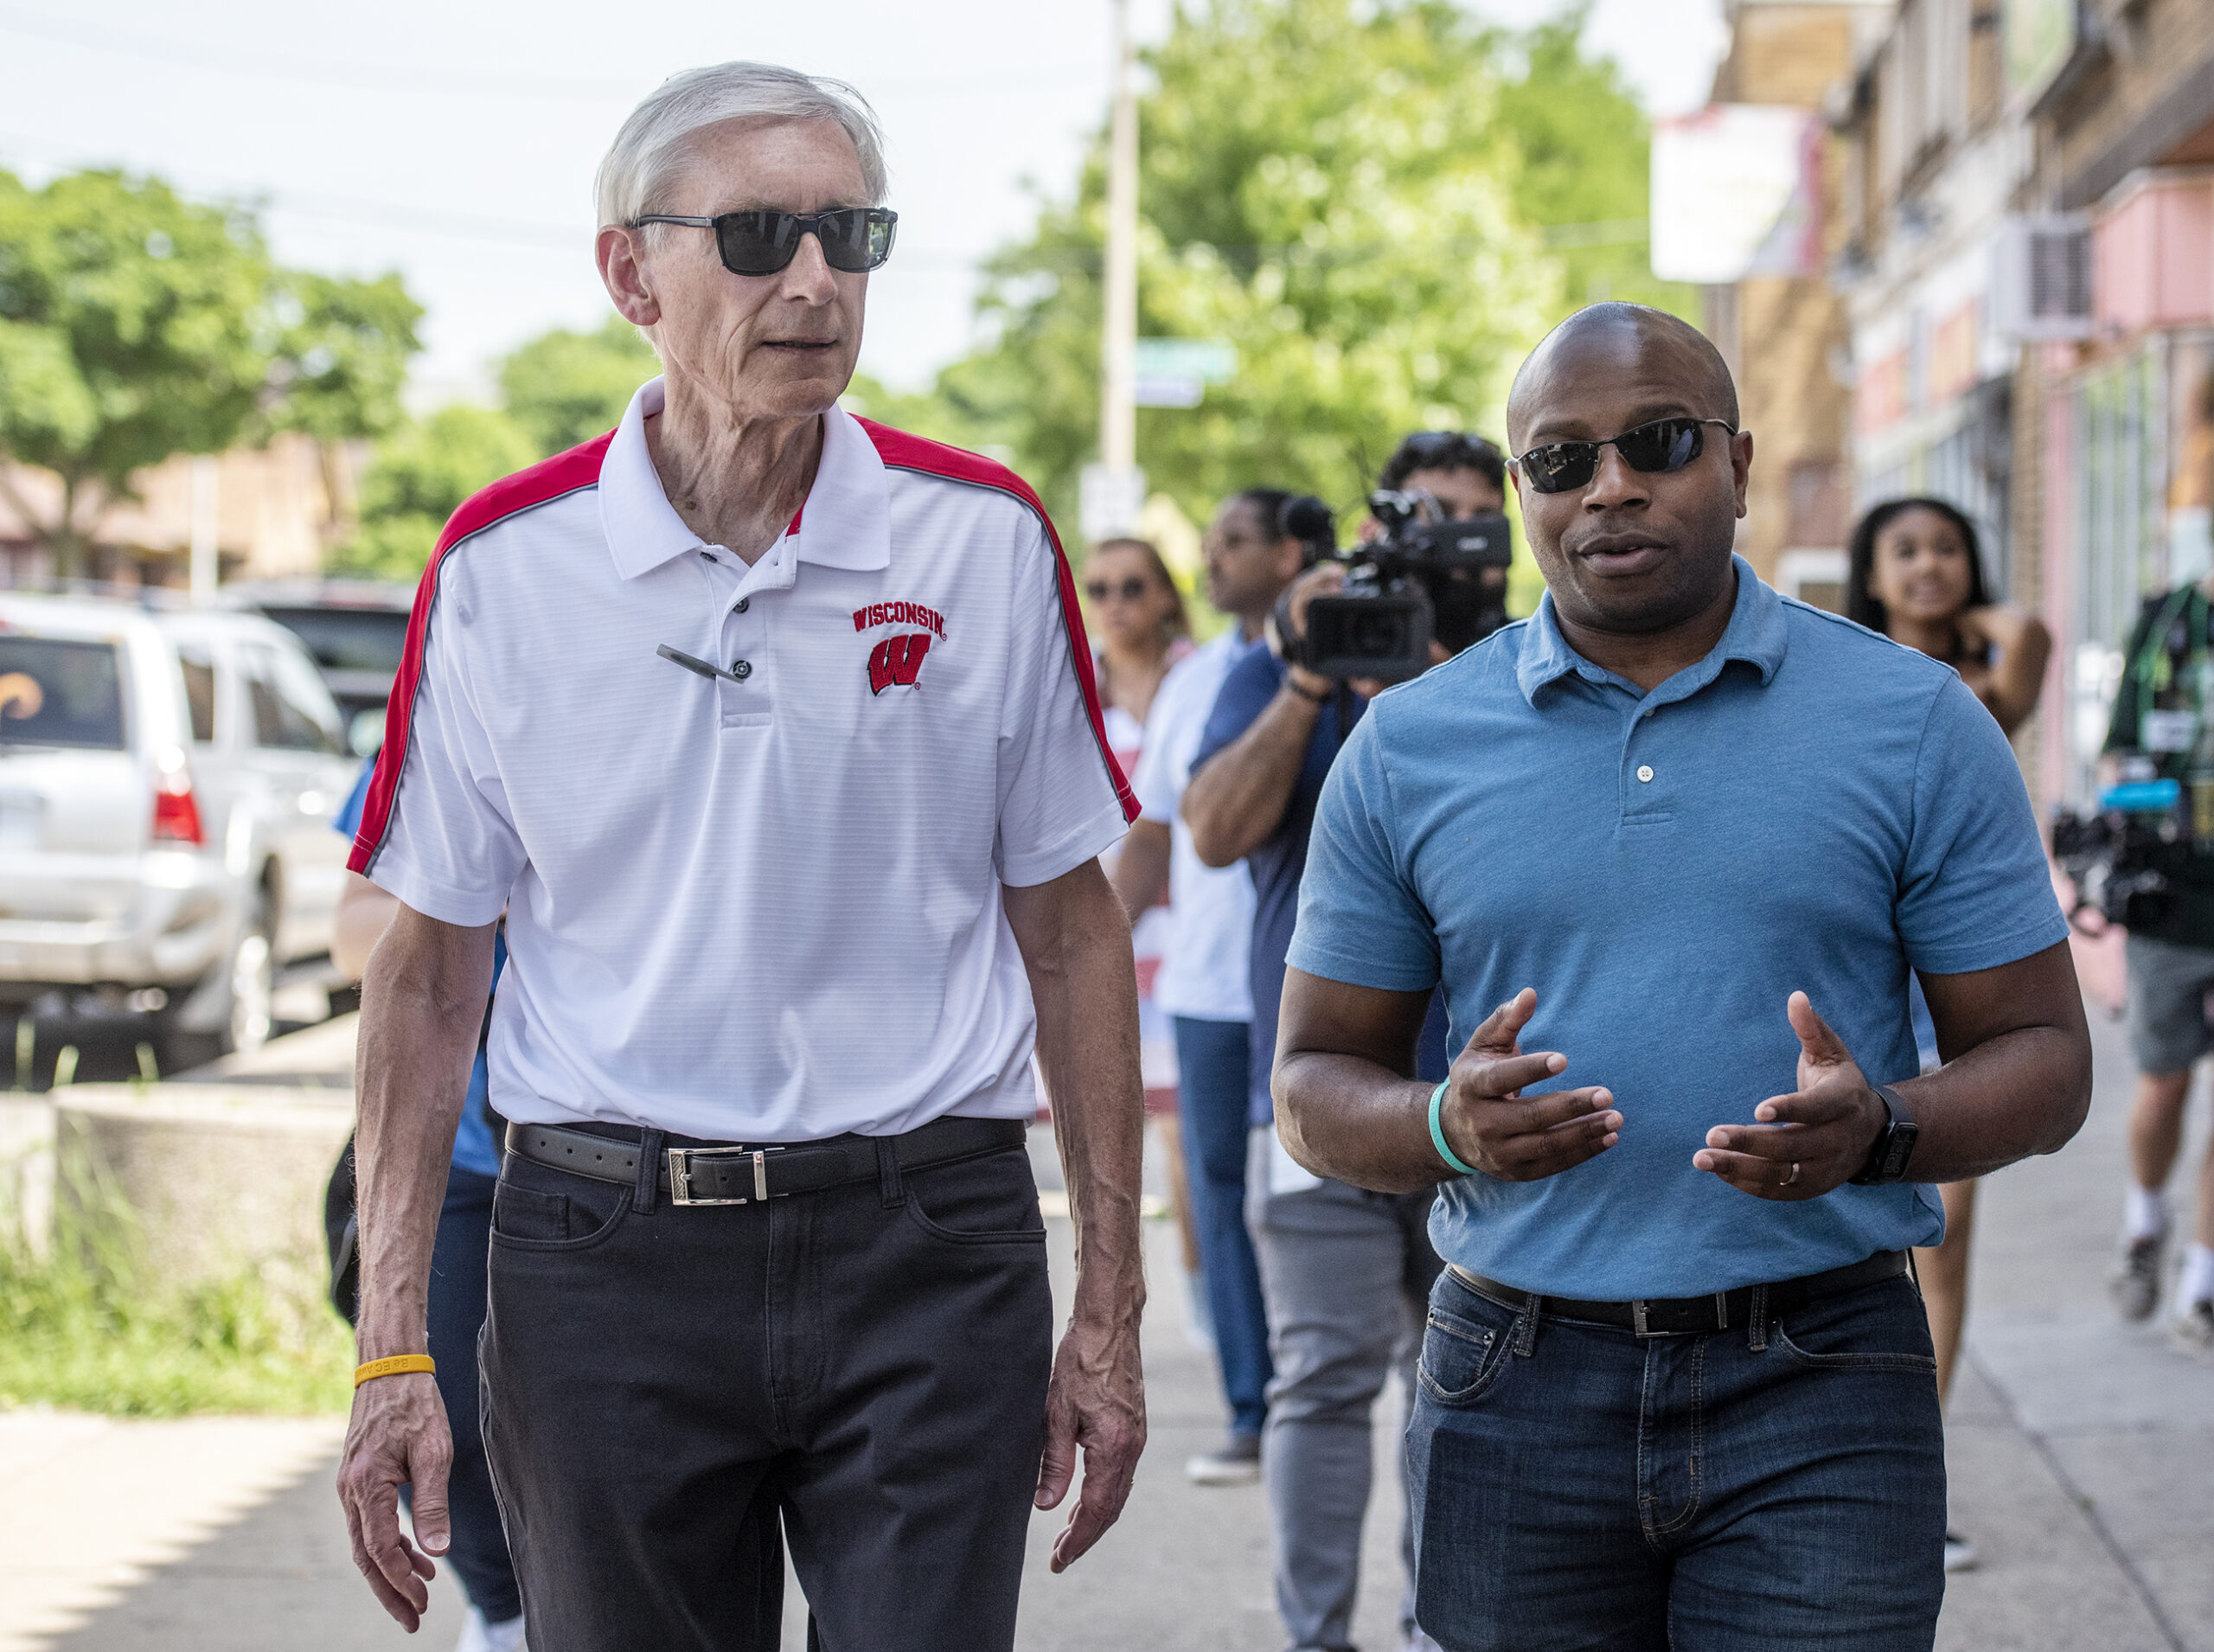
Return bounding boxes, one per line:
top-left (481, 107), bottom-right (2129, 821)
top-left (1183, 431), bottom-right (1507, 1652)
top-left (2101, 577), bottom-right (2214, 1354)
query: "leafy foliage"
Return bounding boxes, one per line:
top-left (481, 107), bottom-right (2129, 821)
top-left (328, 404), bottom-right (537, 582)
top-left (498, 316), bottom-right (661, 457)
top-left (869, 0), bottom-right (1692, 539)
top-left (0, 168), bottom-right (421, 574)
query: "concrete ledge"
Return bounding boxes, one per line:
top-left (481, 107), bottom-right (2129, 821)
top-left (0, 1096), bottom-right (54, 1258)
top-left (54, 1085), bottom-right (352, 1288)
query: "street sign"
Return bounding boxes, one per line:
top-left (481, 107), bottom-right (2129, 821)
top-left (1080, 464), bottom-right (1148, 541)
top-left (1131, 338), bottom-right (1235, 408)
top-left (1649, 106), bottom-right (1824, 285)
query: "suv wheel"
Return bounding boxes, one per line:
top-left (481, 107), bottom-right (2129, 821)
top-left (157, 894), bottom-right (274, 1073)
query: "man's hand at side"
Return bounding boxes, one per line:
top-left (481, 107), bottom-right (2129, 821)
top-left (336, 903), bottom-right (496, 1629)
top-left (1693, 991), bottom-right (1884, 1199)
top-left (1440, 988), bottom-right (1620, 1181)
top-left (336, 1372), bottom-right (451, 1631)
top-left (1003, 861), bottom-right (1148, 1572)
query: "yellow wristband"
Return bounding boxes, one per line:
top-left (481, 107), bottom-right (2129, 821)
top-left (354, 1354), bottom-right (436, 1387)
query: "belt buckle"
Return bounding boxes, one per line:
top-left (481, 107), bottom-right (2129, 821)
top-left (1630, 1293), bottom-right (1731, 1338)
top-left (666, 1145), bottom-right (771, 1207)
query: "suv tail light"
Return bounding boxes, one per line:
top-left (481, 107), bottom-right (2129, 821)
top-left (152, 770), bottom-right (204, 846)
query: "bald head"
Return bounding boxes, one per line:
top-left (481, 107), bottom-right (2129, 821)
top-left (1507, 303), bottom-right (1738, 454)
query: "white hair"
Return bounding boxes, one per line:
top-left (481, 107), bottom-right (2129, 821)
top-left (594, 61), bottom-right (889, 228)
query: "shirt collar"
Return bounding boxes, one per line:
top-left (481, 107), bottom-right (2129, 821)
top-left (1516, 554), bottom-right (1789, 706)
top-left (598, 376), bottom-right (893, 581)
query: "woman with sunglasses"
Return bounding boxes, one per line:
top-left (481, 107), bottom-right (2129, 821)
top-left (1846, 495), bottom-right (2051, 1576)
top-left (1083, 537), bottom-right (1201, 1316)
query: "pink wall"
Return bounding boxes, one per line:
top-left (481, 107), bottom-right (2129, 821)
top-left (2094, 175), bottom-right (2214, 333)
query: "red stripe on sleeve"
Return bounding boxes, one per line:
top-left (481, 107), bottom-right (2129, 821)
top-left (348, 432), bottom-right (617, 877)
top-left (855, 419), bottom-right (1140, 824)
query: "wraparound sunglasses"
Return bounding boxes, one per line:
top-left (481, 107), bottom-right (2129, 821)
top-left (1513, 417), bottom-right (1737, 495)
top-left (630, 207), bottom-right (899, 276)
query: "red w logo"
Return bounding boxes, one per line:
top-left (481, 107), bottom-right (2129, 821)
top-left (867, 632), bottom-right (933, 695)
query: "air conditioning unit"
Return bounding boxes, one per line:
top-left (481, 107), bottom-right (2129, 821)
top-left (1990, 215), bottom-right (2093, 341)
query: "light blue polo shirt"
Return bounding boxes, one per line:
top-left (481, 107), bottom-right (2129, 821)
top-left (1287, 558), bottom-right (2070, 1299)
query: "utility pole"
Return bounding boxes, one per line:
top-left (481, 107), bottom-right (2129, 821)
top-left (189, 455), bottom-right (219, 603)
top-left (1082, 0), bottom-right (1144, 543)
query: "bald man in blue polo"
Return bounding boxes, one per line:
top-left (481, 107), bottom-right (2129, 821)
top-left (1270, 303), bottom-right (2091, 1652)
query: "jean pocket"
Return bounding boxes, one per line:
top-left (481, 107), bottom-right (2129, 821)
top-left (903, 1147), bottom-right (1048, 1245)
top-left (490, 1163), bottom-right (629, 1252)
top-left (1771, 1278), bottom-right (1939, 1373)
top-left (1417, 1303), bottom-right (1510, 1405)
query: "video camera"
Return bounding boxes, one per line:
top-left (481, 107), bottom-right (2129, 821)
top-left (2051, 774), bottom-right (2185, 931)
top-left (1275, 491), bottom-right (1513, 682)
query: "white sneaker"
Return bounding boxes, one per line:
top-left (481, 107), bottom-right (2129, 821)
top-left (456, 1608), bottom-right (528, 1652)
top-left (2173, 1298), bottom-right (2214, 1360)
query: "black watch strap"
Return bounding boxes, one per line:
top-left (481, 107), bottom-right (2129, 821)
top-left (1850, 1083), bottom-right (1921, 1185)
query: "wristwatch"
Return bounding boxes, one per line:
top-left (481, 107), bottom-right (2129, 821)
top-left (1849, 1083), bottom-right (1921, 1185)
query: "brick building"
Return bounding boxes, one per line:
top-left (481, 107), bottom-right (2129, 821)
top-left (1699, 0), bottom-right (1892, 605)
top-left (1836, 0), bottom-right (2214, 805)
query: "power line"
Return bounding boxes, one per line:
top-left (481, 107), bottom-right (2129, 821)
top-left (0, 4), bottom-right (1098, 105)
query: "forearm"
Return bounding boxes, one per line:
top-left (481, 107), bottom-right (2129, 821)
top-left (352, 915), bottom-right (496, 1360)
top-left (1896, 1022), bottom-right (2089, 1181)
top-left (1023, 886), bottom-right (1148, 1317)
top-left (1275, 1050), bottom-right (1443, 1193)
top-left (1979, 610), bottom-right (2051, 734)
top-left (1183, 686), bottom-right (1323, 867)
top-left (1108, 818), bottom-right (1171, 924)
top-left (332, 873), bottom-right (402, 981)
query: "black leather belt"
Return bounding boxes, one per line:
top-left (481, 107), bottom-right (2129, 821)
top-left (504, 1116), bottom-right (1027, 1207)
top-left (1448, 1250), bottom-right (1910, 1338)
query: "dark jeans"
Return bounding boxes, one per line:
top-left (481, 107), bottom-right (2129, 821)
top-left (1174, 1014), bottom-right (1272, 1435)
top-left (1407, 1265), bottom-right (1946, 1652)
top-left (399, 1165), bottom-right (520, 1624)
top-left (481, 1124), bottom-right (1054, 1652)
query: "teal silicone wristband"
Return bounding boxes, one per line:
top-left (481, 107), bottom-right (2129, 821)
top-left (1429, 1079), bottom-right (1479, 1176)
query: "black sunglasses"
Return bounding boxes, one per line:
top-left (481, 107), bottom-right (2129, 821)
top-left (1513, 417), bottom-right (1737, 495)
top-left (1085, 576), bottom-right (1154, 603)
top-left (630, 207), bottom-right (898, 276)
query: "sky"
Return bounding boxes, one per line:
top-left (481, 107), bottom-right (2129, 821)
top-left (0, 0), bottom-right (1728, 405)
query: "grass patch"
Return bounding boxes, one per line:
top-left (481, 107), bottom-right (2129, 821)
top-left (0, 1152), bottom-right (353, 1418)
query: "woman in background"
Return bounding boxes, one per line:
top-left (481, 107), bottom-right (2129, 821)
top-left (1082, 537), bottom-right (1205, 1323)
top-left (1846, 496), bottom-right (2051, 1576)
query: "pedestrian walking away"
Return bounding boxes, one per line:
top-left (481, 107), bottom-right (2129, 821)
top-left (1110, 490), bottom-right (1303, 1485)
top-left (1185, 432), bottom-right (1513, 1652)
top-left (1844, 494), bottom-right (2054, 1570)
top-left (2096, 567), bottom-right (2214, 1358)
top-left (1274, 302), bottom-right (2093, 1652)
top-left (333, 61), bottom-right (1149, 1652)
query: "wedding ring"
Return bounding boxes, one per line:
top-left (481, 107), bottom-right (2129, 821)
top-left (1780, 1161), bottom-right (1801, 1188)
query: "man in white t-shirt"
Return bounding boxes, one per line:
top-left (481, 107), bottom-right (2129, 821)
top-left (335, 65), bottom-right (1147, 1652)
top-left (1114, 489), bottom-right (1303, 1484)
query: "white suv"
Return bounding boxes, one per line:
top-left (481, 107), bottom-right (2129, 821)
top-left (0, 594), bottom-right (360, 1070)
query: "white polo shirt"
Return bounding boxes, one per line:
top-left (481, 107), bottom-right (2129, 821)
top-left (349, 378), bottom-right (1134, 1141)
top-left (1131, 630), bottom-right (1260, 1023)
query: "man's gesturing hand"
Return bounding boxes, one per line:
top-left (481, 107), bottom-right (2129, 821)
top-left (1694, 991), bottom-right (1886, 1200)
top-left (1034, 1299), bottom-right (1146, 1573)
top-left (336, 1370), bottom-right (451, 1631)
top-left (1438, 988), bottom-right (1620, 1181)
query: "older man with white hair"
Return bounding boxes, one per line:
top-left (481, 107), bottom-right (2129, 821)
top-left (335, 62), bottom-right (1149, 1652)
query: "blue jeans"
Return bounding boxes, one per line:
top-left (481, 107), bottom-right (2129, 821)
top-left (1407, 1266), bottom-right (1945, 1651)
top-left (1174, 1015), bottom-right (1272, 1436)
top-left (401, 1165), bottom-right (522, 1624)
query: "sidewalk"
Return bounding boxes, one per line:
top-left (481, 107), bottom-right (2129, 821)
top-left (3, 1002), bottom-right (2207, 1651)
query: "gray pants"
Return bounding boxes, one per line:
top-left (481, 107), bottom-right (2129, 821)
top-left (1253, 1176), bottom-right (1443, 1652)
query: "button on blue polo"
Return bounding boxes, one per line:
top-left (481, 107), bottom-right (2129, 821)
top-left (1287, 557), bottom-right (2069, 1299)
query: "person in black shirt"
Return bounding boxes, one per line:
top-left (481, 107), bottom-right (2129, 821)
top-left (2101, 579), bottom-right (2214, 1355)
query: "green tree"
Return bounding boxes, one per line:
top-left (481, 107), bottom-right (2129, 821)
top-left (498, 315), bottom-right (660, 455)
top-left (0, 169), bottom-right (420, 577)
top-left (1492, 3), bottom-right (1696, 318)
top-left (873, 0), bottom-right (1690, 539)
top-left (329, 404), bottom-right (535, 581)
